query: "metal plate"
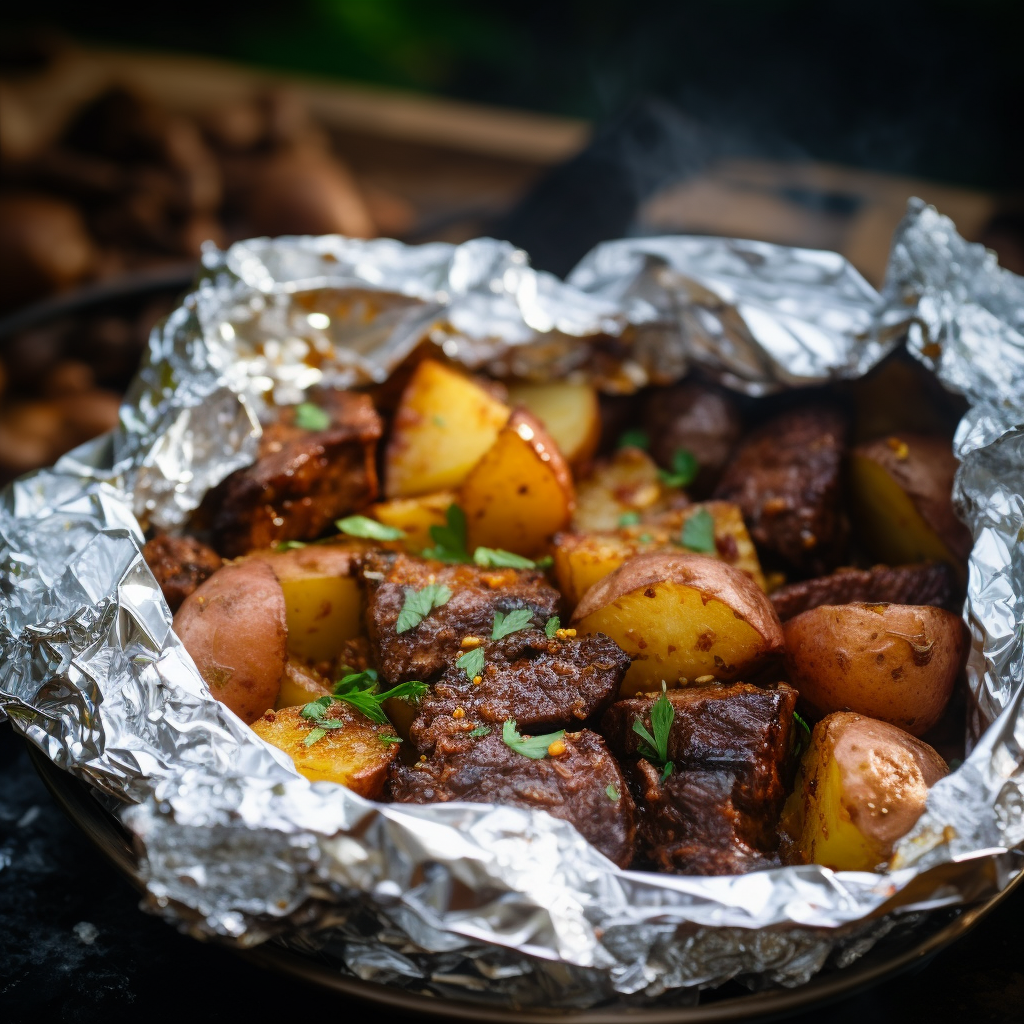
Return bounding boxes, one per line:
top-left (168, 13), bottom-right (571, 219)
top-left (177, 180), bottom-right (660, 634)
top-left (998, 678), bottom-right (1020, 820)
top-left (27, 741), bottom-right (1021, 1023)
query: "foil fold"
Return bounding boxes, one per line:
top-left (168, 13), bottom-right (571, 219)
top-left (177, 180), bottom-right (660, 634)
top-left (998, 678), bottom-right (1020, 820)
top-left (2, 199), bottom-right (1022, 1007)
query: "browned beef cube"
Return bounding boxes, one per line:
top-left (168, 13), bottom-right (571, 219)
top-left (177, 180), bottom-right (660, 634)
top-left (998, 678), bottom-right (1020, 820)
top-left (410, 629), bottom-right (629, 755)
top-left (360, 551), bottom-right (561, 684)
top-left (142, 534), bottom-right (222, 612)
top-left (602, 683), bottom-right (797, 875)
top-left (769, 562), bottom-right (960, 620)
top-left (713, 406), bottom-right (848, 574)
top-left (389, 728), bottom-right (636, 868)
top-left (202, 391), bottom-right (382, 557)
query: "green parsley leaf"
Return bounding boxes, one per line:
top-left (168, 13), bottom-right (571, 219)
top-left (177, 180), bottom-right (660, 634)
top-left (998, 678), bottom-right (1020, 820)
top-left (396, 582), bottom-right (453, 633)
top-left (473, 547), bottom-right (537, 569)
top-left (431, 414), bottom-right (446, 428)
top-left (422, 504), bottom-right (470, 562)
top-left (456, 646), bottom-right (485, 681)
top-left (638, 532), bottom-right (653, 544)
top-left (534, 555), bottom-right (554, 570)
top-left (468, 725), bottom-right (492, 738)
top-left (336, 678), bottom-right (428, 725)
top-left (618, 511), bottom-right (642, 527)
top-left (335, 515), bottom-right (405, 541)
top-left (295, 402), bottom-right (331, 431)
top-left (659, 448), bottom-right (699, 488)
top-left (275, 540), bottom-right (307, 551)
top-left (632, 689), bottom-right (675, 766)
top-left (660, 760), bottom-right (674, 783)
top-left (680, 508), bottom-right (716, 553)
top-left (605, 784), bottom-right (620, 801)
top-left (379, 734), bottom-right (403, 744)
top-left (492, 608), bottom-right (535, 640)
top-left (303, 727), bottom-right (326, 747)
top-left (502, 719), bottom-right (565, 760)
top-left (300, 695), bottom-right (333, 719)
top-left (618, 428), bottom-right (650, 450)
top-left (334, 669), bottom-right (378, 695)
top-left (544, 615), bottom-right (560, 638)
top-left (793, 711), bottom-right (812, 758)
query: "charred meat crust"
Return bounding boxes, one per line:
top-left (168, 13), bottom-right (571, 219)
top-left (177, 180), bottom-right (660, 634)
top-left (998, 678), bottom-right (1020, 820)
top-left (769, 562), bottom-right (960, 621)
top-left (409, 629), bottom-right (630, 755)
top-left (713, 405), bottom-right (849, 575)
top-left (142, 534), bottom-right (222, 612)
top-left (388, 728), bottom-right (637, 868)
top-left (201, 391), bottom-right (382, 557)
top-left (360, 551), bottom-right (562, 684)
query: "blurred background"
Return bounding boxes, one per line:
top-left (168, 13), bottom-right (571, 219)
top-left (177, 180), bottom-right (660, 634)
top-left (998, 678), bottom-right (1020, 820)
top-left (1, 0), bottom-right (1022, 484)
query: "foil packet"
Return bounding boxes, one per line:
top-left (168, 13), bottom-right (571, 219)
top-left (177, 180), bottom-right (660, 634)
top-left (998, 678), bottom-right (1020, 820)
top-left (1, 198), bottom-right (1022, 1007)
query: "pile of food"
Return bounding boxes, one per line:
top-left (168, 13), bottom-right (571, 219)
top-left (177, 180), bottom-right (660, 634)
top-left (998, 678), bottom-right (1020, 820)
top-left (142, 354), bottom-right (971, 876)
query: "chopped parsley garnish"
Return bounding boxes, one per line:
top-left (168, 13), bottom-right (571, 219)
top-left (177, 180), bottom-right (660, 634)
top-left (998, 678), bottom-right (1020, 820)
top-left (605, 784), bottom-right (620, 802)
top-left (304, 727), bottom-right (326, 746)
top-left (335, 515), bottom-right (405, 541)
top-left (618, 510), bottom-right (642, 528)
top-left (396, 582), bottom-right (453, 634)
top-left (618, 428), bottom-right (650, 450)
top-left (294, 401), bottom-right (331, 431)
top-left (299, 673), bottom-right (426, 742)
top-left (632, 687), bottom-right (675, 779)
top-left (659, 448), bottom-right (699, 488)
top-left (638, 532), bottom-right (653, 544)
top-left (544, 615), bottom-right (560, 638)
top-left (793, 711), bottom-right (812, 758)
top-left (473, 547), bottom-right (538, 569)
top-left (380, 734), bottom-right (403, 744)
top-left (534, 555), bottom-right (554, 570)
top-left (491, 608), bottom-right (535, 640)
top-left (422, 504), bottom-right (470, 562)
top-left (275, 540), bottom-right (308, 551)
top-left (431, 414), bottom-right (446, 428)
top-left (680, 508), bottom-right (716, 553)
top-left (502, 719), bottom-right (565, 760)
top-left (468, 725), bottom-right (492, 738)
top-left (456, 646), bottom-right (485, 681)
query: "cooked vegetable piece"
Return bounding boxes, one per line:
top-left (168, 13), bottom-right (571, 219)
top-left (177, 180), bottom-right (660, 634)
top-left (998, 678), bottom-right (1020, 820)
top-left (783, 602), bottom-right (968, 736)
top-left (275, 657), bottom-right (332, 709)
top-left (142, 533), bottom-right (222, 612)
top-left (459, 409), bottom-right (575, 556)
top-left (388, 728), bottom-right (637, 867)
top-left (572, 552), bottom-right (784, 696)
top-left (506, 381), bottom-right (601, 467)
top-left (850, 433), bottom-right (972, 578)
top-left (369, 491), bottom-right (458, 553)
top-left (172, 560), bottom-right (287, 724)
top-left (384, 359), bottom-right (510, 497)
top-left (779, 712), bottom-right (947, 871)
top-left (713, 405), bottom-right (849, 574)
top-left (250, 702), bottom-right (400, 797)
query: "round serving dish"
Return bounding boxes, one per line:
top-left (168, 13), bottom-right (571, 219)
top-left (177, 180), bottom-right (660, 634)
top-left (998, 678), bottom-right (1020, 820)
top-left (26, 740), bottom-right (1021, 1023)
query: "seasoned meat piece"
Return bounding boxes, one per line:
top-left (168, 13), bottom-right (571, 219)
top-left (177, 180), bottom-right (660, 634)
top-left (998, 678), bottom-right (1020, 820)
top-left (202, 391), bottom-right (382, 556)
top-left (410, 629), bottom-right (629, 754)
top-left (360, 551), bottom-right (561, 684)
top-left (603, 683), bottom-right (798, 875)
top-left (389, 728), bottom-right (636, 867)
top-left (770, 562), bottom-right (960, 621)
top-left (713, 406), bottom-right (848, 574)
top-left (142, 534), bottom-right (222, 612)
top-left (644, 382), bottom-right (743, 495)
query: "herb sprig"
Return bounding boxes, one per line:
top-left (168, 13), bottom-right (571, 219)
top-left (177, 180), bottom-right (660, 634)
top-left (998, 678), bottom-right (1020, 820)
top-left (294, 402), bottom-right (331, 431)
top-left (632, 687), bottom-right (675, 782)
top-left (423, 503), bottom-right (549, 569)
top-left (544, 615), bottom-right (560, 638)
top-left (492, 608), bottom-right (535, 640)
top-left (659, 448), bottom-right (699, 488)
top-left (456, 646), bottom-right (485, 681)
top-left (336, 515), bottom-right (405, 541)
top-left (299, 669), bottom-right (427, 744)
top-left (618, 428), bottom-right (650, 450)
top-left (793, 711), bottom-right (812, 758)
top-left (502, 719), bottom-right (565, 760)
top-left (680, 508), bottom-right (716, 553)
top-left (396, 582), bottom-right (453, 633)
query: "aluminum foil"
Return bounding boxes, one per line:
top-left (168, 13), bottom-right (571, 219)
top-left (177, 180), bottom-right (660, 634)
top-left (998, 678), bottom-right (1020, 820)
top-left (2, 198), bottom-right (1022, 1008)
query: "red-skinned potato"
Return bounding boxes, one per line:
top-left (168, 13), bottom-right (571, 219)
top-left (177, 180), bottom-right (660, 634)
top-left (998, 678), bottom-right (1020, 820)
top-left (172, 560), bottom-right (287, 723)
top-left (783, 602), bottom-right (968, 736)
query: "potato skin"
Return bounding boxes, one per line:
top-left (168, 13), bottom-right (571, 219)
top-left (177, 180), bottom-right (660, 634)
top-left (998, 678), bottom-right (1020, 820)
top-left (783, 602), bottom-right (968, 736)
top-left (172, 560), bottom-right (287, 723)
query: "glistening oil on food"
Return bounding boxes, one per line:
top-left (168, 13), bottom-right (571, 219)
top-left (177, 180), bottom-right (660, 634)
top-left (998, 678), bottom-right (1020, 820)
top-left (157, 354), bottom-right (969, 876)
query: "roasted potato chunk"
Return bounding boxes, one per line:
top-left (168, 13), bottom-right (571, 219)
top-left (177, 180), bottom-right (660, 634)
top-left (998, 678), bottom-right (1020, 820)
top-left (780, 712), bottom-right (947, 871)
top-left (850, 433), bottom-right (972, 578)
top-left (506, 381), bottom-right (601, 467)
top-left (571, 552), bottom-right (784, 696)
top-left (369, 491), bottom-right (457, 554)
top-left (251, 702), bottom-right (400, 797)
top-left (783, 602), bottom-right (968, 736)
top-left (275, 658), bottom-right (332, 709)
top-left (572, 447), bottom-right (684, 533)
top-left (384, 359), bottom-right (510, 497)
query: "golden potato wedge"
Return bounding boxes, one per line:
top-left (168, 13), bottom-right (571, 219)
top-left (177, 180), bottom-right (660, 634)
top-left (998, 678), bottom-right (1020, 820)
top-left (172, 560), bottom-right (287, 724)
top-left (369, 491), bottom-right (457, 554)
top-left (552, 501), bottom-right (765, 607)
top-left (780, 711), bottom-right (947, 871)
top-left (459, 408), bottom-right (575, 556)
top-left (243, 541), bottom-right (367, 663)
top-left (275, 657), bottom-right (332, 709)
top-left (506, 381), bottom-right (600, 467)
top-left (571, 551), bottom-right (784, 696)
top-left (850, 433), bottom-right (972, 578)
top-left (571, 447), bottom-right (683, 533)
top-left (384, 359), bottom-right (510, 497)
top-left (250, 702), bottom-right (400, 797)
top-left (783, 602), bottom-right (968, 736)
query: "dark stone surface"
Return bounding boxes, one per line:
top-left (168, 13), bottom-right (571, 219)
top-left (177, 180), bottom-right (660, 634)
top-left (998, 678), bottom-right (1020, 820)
top-left (1, 721), bottom-right (1020, 1023)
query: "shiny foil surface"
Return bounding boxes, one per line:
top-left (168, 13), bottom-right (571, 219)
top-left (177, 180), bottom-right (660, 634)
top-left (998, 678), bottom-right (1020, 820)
top-left (1, 199), bottom-right (1021, 1008)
